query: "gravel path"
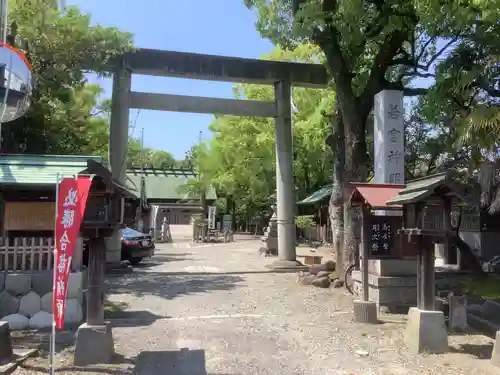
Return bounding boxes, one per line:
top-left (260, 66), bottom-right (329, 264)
top-left (14, 240), bottom-right (500, 374)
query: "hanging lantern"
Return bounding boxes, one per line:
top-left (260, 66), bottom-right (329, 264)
top-left (0, 42), bottom-right (32, 123)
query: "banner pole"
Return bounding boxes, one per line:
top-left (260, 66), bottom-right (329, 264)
top-left (49, 173), bottom-right (60, 375)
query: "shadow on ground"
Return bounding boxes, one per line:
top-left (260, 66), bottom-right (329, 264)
top-left (20, 348), bottom-right (236, 375)
top-left (134, 253), bottom-right (194, 269)
top-left (11, 328), bottom-right (76, 355)
top-left (450, 342), bottom-right (494, 359)
top-left (106, 270), bottom-right (245, 300)
top-left (134, 349), bottom-right (235, 375)
top-left (19, 352), bottom-right (135, 374)
top-left (104, 300), bottom-right (165, 327)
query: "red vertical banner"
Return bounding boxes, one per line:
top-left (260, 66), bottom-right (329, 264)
top-left (52, 177), bottom-right (93, 330)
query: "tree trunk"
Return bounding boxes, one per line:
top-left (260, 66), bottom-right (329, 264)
top-left (342, 116), bottom-right (369, 275)
top-left (339, 96), bottom-right (370, 275)
top-left (320, 43), bottom-right (370, 275)
top-left (328, 100), bottom-right (345, 268)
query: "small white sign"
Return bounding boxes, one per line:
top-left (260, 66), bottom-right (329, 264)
top-left (208, 206), bottom-right (216, 230)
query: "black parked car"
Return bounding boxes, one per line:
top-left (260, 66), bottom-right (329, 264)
top-left (82, 227), bottom-right (155, 267)
top-left (120, 227), bottom-right (155, 265)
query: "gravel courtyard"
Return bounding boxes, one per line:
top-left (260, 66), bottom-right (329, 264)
top-left (15, 240), bottom-right (500, 374)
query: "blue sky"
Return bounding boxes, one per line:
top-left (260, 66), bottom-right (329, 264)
top-left (67, 0), bottom-right (273, 159)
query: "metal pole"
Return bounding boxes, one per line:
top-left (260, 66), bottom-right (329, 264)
top-left (274, 80), bottom-right (296, 262)
top-left (416, 244), bottom-right (422, 309)
top-left (139, 127), bottom-right (145, 218)
top-left (0, 0), bottom-right (8, 44)
top-left (361, 206), bottom-right (370, 301)
top-left (0, 39), bottom-right (11, 151)
top-left (2, 0), bottom-right (7, 45)
top-left (49, 173), bottom-right (60, 375)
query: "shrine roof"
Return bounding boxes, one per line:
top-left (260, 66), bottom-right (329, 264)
top-left (0, 154), bottom-right (103, 186)
top-left (349, 183), bottom-right (404, 209)
top-left (386, 172), bottom-right (464, 205)
top-left (84, 160), bottom-right (138, 199)
top-left (126, 167), bottom-right (217, 201)
top-left (297, 185), bottom-right (332, 205)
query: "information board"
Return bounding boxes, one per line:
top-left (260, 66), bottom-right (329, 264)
top-left (371, 220), bottom-right (393, 256)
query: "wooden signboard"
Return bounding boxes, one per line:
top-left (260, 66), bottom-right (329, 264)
top-left (4, 201), bottom-right (55, 231)
top-left (370, 217), bottom-right (394, 256)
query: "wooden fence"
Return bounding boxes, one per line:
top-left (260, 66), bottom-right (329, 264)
top-left (0, 237), bottom-right (54, 272)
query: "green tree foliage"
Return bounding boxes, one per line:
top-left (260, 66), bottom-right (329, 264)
top-left (3, 0), bottom-right (133, 154)
top-left (244, 0), bottom-right (500, 270)
top-left (2, 1), bottom-right (181, 171)
top-left (126, 138), bottom-right (178, 169)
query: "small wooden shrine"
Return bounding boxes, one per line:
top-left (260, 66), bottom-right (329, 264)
top-left (386, 172), bottom-right (463, 354)
top-left (386, 173), bottom-right (463, 311)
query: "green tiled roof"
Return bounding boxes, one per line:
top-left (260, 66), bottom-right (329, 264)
top-left (0, 154), bottom-right (103, 185)
top-left (126, 168), bottom-right (217, 201)
top-left (386, 172), bottom-right (463, 205)
top-left (297, 185), bottom-right (333, 205)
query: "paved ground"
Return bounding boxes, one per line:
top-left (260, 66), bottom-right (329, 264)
top-left (15, 240), bottom-right (500, 374)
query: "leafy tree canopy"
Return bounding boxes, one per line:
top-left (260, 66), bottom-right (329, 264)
top-left (244, 0), bottom-right (500, 179)
top-left (2, 0), bottom-right (181, 170)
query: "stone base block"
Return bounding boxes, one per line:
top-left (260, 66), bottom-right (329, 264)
top-left (266, 260), bottom-right (309, 272)
top-left (405, 307), bottom-right (448, 354)
top-left (352, 271), bottom-right (417, 313)
top-left (353, 300), bottom-right (378, 324)
top-left (74, 323), bottom-right (114, 366)
top-left (365, 259), bottom-right (417, 277)
top-left (490, 331), bottom-right (500, 368)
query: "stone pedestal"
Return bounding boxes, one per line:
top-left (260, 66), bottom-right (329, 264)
top-left (352, 259), bottom-right (417, 313)
top-left (74, 323), bottom-right (114, 365)
top-left (449, 295), bottom-right (468, 332)
top-left (366, 259), bottom-right (417, 276)
top-left (405, 307), bottom-right (448, 354)
top-left (259, 212), bottom-right (278, 256)
top-left (0, 322), bottom-right (13, 364)
top-left (353, 300), bottom-right (378, 323)
top-left (72, 236), bottom-right (84, 272)
top-left (490, 331), bottom-right (500, 368)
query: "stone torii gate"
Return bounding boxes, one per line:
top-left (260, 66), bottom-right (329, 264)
top-left (108, 48), bottom-right (329, 269)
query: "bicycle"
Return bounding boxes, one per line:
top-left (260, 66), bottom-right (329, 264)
top-left (344, 262), bottom-right (356, 295)
top-left (344, 246), bottom-right (359, 295)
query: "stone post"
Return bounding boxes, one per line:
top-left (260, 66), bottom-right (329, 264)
top-left (71, 235), bottom-right (84, 271)
top-left (74, 235), bottom-right (114, 366)
top-left (373, 90), bottom-right (404, 216)
top-left (106, 62), bottom-right (131, 264)
top-left (267, 80), bottom-right (306, 271)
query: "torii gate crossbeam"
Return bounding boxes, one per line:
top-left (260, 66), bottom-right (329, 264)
top-left (108, 48), bottom-right (329, 270)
